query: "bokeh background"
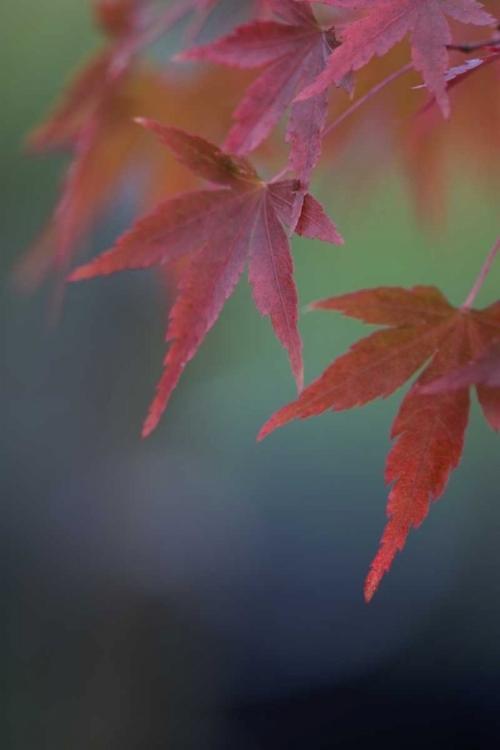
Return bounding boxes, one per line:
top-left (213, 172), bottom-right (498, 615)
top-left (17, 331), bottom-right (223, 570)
top-left (3, 2), bottom-right (500, 748)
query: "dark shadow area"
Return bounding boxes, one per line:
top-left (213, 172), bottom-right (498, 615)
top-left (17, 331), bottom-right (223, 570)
top-left (227, 678), bottom-right (500, 749)
top-left (5, 550), bottom-right (226, 750)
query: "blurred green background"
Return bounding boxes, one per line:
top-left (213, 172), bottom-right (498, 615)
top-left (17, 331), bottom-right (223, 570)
top-left (3, 2), bottom-right (500, 748)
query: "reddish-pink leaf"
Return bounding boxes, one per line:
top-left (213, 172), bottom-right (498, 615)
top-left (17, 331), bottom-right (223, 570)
top-left (143, 199), bottom-right (252, 437)
top-left (259, 286), bottom-right (500, 599)
top-left (135, 117), bottom-right (260, 186)
top-left (68, 125), bottom-right (342, 434)
top-left (476, 385), bottom-right (500, 431)
top-left (258, 286), bottom-right (455, 438)
top-left (310, 285), bottom-right (453, 325)
top-left (180, 0), bottom-right (342, 216)
top-left (67, 189), bottom-right (231, 279)
top-left (299, 0), bottom-right (495, 116)
top-left (269, 185), bottom-right (343, 243)
top-left (365, 321), bottom-right (472, 602)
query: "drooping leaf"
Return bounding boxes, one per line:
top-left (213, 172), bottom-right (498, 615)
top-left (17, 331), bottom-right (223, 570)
top-left (68, 124), bottom-right (342, 436)
top-left (298, 0), bottom-right (495, 116)
top-left (259, 286), bottom-right (500, 599)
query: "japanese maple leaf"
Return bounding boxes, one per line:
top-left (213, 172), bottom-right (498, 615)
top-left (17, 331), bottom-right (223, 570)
top-left (67, 123), bottom-right (342, 436)
top-left (180, 0), bottom-right (343, 225)
top-left (298, 0), bottom-right (495, 117)
top-left (258, 285), bottom-right (500, 600)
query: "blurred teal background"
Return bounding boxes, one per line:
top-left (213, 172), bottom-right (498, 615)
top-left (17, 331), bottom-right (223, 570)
top-left (3, 2), bottom-right (500, 748)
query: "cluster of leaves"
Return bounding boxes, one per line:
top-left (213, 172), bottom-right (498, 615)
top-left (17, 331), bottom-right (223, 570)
top-left (20, 0), bottom-right (500, 599)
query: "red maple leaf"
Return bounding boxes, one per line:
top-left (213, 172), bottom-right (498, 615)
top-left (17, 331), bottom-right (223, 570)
top-left (298, 0), bottom-right (495, 116)
top-left (67, 122), bottom-right (342, 436)
top-left (258, 285), bottom-right (500, 600)
top-left (180, 0), bottom-right (345, 225)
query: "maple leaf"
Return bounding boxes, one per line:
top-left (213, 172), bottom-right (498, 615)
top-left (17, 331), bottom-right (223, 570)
top-left (180, 0), bottom-right (344, 225)
top-left (67, 123), bottom-right (342, 436)
top-left (258, 285), bottom-right (500, 600)
top-left (297, 0), bottom-right (495, 117)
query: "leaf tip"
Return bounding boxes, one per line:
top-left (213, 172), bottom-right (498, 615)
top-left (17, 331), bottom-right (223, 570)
top-left (364, 590), bottom-right (375, 604)
top-left (256, 419), bottom-right (275, 442)
top-left (134, 116), bottom-right (152, 128)
top-left (293, 86), bottom-right (312, 104)
top-left (141, 412), bottom-right (159, 439)
top-left (363, 572), bottom-right (379, 603)
top-left (66, 266), bottom-right (89, 283)
top-left (440, 97), bottom-right (451, 120)
top-left (174, 49), bottom-right (195, 62)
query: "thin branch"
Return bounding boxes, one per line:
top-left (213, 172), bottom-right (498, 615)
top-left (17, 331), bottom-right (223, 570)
top-left (270, 165), bottom-right (293, 183)
top-left (322, 62), bottom-right (413, 140)
top-left (447, 24), bottom-right (500, 53)
top-left (416, 51), bottom-right (500, 118)
top-left (462, 235), bottom-right (500, 310)
top-left (447, 38), bottom-right (500, 53)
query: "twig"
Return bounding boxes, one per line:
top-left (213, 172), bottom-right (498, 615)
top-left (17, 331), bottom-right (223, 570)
top-left (270, 165), bottom-right (293, 183)
top-left (447, 24), bottom-right (500, 53)
top-left (322, 62), bottom-right (413, 140)
top-left (462, 235), bottom-right (500, 309)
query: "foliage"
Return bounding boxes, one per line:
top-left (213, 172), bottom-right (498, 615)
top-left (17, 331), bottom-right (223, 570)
top-left (17, 0), bottom-right (500, 599)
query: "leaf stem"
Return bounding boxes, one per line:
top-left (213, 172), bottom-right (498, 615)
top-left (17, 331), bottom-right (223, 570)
top-left (322, 62), bottom-right (413, 140)
top-left (270, 165), bottom-right (293, 183)
top-left (462, 235), bottom-right (500, 310)
top-left (447, 38), bottom-right (500, 53)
